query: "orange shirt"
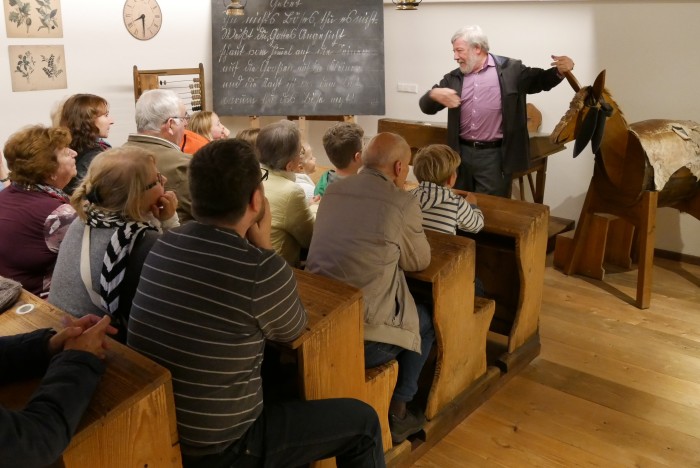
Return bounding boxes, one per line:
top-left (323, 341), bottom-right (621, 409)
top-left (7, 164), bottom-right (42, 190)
top-left (180, 130), bottom-right (210, 155)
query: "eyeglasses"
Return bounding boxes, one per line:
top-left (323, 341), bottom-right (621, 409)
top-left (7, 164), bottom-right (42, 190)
top-left (144, 172), bottom-right (164, 191)
top-left (168, 112), bottom-right (191, 123)
top-left (260, 168), bottom-right (269, 182)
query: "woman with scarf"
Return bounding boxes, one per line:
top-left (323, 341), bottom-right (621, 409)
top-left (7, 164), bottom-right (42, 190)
top-left (0, 125), bottom-right (78, 298)
top-left (58, 94), bottom-right (114, 195)
top-left (48, 146), bottom-right (178, 341)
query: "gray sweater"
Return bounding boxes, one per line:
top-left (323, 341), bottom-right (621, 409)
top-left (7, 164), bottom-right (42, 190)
top-left (48, 218), bottom-right (160, 339)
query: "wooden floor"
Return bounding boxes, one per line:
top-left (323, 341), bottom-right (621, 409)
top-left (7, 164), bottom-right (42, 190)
top-left (415, 255), bottom-right (700, 467)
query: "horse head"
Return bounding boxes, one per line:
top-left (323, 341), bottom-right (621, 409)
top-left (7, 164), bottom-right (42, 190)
top-left (550, 70), bottom-right (614, 157)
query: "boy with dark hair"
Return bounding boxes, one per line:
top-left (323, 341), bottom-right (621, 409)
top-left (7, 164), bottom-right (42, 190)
top-left (315, 122), bottom-right (364, 197)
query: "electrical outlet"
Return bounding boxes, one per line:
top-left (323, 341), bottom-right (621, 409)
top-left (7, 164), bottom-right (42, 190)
top-left (397, 82), bottom-right (418, 94)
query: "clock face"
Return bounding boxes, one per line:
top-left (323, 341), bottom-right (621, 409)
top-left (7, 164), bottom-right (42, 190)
top-left (123, 0), bottom-right (162, 41)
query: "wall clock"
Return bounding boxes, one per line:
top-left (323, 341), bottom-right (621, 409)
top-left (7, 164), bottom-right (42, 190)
top-left (123, 0), bottom-right (162, 41)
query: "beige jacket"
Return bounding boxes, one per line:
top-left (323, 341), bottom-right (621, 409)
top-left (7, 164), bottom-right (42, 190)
top-left (124, 134), bottom-right (192, 222)
top-left (306, 168), bottom-right (431, 352)
top-left (262, 166), bottom-right (315, 267)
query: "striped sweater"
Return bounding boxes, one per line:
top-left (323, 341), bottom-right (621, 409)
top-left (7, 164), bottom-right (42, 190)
top-left (127, 222), bottom-right (307, 457)
top-left (410, 181), bottom-right (484, 234)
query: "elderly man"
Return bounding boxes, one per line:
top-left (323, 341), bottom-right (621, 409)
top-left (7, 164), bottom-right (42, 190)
top-left (124, 89), bottom-right (193, 221)
top-left (420, 25), bottom-right (575, 197)
top-left (306, 133), bottom-right (433, 444)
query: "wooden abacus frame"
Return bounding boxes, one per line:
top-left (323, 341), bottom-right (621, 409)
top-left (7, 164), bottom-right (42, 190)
top-left (132, 63), bottom-right (206, 112)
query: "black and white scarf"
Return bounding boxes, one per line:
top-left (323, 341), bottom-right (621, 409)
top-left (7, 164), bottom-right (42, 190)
top-left (86, 207), bottom-right (157, 316)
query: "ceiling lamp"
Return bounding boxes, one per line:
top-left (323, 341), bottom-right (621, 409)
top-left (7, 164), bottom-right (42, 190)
top-left (225, 0), bottom-right (246, 16)
top-left (393, 0), bottom-right (422, 10)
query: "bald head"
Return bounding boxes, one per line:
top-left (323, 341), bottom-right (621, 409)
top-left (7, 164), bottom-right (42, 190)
top-left (362, 132), bottom-right (411, 176)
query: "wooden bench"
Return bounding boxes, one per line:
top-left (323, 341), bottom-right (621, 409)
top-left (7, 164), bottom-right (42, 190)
top-left (456, 192), bottom-right (549, 372)
top-left (405, 230), bottom-right (496, 424)
top-left (0, 291), bottom-right (182, 467)
top-left (291, 270), bottom-right (398, 457)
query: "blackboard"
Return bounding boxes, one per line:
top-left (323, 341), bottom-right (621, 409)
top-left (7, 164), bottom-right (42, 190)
top-left (211, 0), bottom-right (385, 116)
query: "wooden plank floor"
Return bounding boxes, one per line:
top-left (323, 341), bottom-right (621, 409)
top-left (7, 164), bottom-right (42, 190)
top-left (415, 255), bottom-right (700, 467)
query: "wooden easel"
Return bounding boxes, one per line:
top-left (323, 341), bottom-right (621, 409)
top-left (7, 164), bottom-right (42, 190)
top-left (133, 63), bottom-right (206, 112)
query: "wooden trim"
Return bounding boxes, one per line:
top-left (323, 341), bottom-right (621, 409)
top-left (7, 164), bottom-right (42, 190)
top-left (655, 248), bottom-right (700, 266)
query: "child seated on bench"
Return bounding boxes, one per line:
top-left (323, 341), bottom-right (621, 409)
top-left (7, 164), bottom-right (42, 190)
top-left (410, 144), bottom-right (484, 235)
top-left (314, 122), bottom-right (364, 197)
top-left (411, 144), bottom-right (485, 296)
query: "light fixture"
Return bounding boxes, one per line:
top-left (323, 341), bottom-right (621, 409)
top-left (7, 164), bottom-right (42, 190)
top-left (392, 0), bottom-right (421, 10)
top-left (225, 0), bottom-right (246, 16)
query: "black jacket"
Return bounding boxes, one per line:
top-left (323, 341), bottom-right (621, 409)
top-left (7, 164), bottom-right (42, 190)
top-left (0, 329), bottom-right (105, 468)
top-left (419, 54), bottom-right (563, 174)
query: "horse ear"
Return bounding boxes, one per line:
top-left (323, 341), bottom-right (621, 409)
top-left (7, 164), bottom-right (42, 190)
top-left (592, 70), bottom-right (606, 101)
top-left (573, 107), bottom-right (599, 158)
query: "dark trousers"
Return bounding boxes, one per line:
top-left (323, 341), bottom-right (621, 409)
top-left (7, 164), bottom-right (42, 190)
top-left (363, 303), bottom-right (434, 403)
top-left (181, 398), bottom-right (385, 468)
top-left (456, 144), bottom-right (511, 197)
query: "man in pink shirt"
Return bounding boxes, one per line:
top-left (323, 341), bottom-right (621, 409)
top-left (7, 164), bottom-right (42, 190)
top-left (420, 25), bottom-right (574, 197)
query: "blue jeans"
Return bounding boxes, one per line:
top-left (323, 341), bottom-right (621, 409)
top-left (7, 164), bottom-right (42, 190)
top-left (457, 144), bottom-right (511, 197)
top-left (181, 398), bottom-right (385, 468)
top-left (364, 303), bottom-right (435, 403)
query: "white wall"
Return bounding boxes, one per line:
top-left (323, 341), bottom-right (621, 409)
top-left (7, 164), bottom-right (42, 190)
top-left (1, 0), bottom-right (698, 256)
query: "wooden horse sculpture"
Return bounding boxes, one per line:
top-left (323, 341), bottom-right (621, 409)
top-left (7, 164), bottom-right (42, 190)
top-left (550, 70), bottom-right (700, 308)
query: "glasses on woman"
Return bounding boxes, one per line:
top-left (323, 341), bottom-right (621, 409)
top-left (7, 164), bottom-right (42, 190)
top-left (144, 172), bottom-right (164, 191)
top-left (260, 168), bottom-right (269, 182)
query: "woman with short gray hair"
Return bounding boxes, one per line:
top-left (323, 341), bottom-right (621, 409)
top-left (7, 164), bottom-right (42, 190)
top-left (256, 120), bottom-right (314, 266)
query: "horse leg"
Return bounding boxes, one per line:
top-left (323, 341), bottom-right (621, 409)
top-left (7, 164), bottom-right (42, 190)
top-left (563, 183), bottom-right (598, 276)
top-left (634, 191), bottom-right (657, 309)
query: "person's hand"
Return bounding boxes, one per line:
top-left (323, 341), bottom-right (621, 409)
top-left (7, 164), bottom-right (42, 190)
top-left (49, 314), bottom-right (118, 356)
top-left (246, 197), bottom-right (272, 249)
top-left (551, 55), bottom-right (574, 76)
top-left (429, 87), bottom-right (461, 108)
top-left (63, 315), bottom-right (114, 359)
top-left (222, 126), bottom-right (231, 139)
top-left (150, 191), bottom-right (179, 221)
top-left (465, 192), bottom-right (478, 205)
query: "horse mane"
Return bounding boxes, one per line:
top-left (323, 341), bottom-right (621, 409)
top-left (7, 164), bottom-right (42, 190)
top-left (550, 87), bottom-right (588, 143)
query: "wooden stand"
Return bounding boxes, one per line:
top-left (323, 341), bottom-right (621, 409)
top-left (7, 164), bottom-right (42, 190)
top-left (133, 64), bottom-right (206, 112)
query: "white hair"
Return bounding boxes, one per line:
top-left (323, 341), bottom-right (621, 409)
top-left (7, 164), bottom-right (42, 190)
top-left (135, 89), bottom-right (182, 132)
top-left (451, 25), bottom-right (490, 52)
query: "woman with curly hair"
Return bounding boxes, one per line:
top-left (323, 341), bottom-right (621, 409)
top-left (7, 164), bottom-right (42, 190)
top-left (58, 94), bottom-right (114, 194)
top-left (0, 125), bottom-right (77, 297)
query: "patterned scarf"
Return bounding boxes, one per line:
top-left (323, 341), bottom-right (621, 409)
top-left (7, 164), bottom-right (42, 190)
top-left (86, 207), bottom-right (157, 317)
top-left (13, 182), bottom-right (70, 203)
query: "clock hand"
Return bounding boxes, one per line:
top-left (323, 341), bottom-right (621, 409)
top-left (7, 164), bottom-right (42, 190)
top-left (139, 14), bottom-right (146, 37)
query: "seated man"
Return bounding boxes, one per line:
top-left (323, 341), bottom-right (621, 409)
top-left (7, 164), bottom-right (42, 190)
top-left (306, 133), bottom-right (434, 444)
top-left (127, 139), bottom-right (384, 467)
top-left (1, 314), bottom-right (115, 466)
top-left (124, 89), bottom-right (193, 222)
top-left (314, 122), bottom-right (365, 197)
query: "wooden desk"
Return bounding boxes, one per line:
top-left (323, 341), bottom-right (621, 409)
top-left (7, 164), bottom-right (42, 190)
top-left (0, 291), bottom-right (182, 467)
top-left (459, 193), bottom-right (549, 371)
top-left (291, 270), bottom-right (397, 454)
top-left (405, 231), bottom-right (496, 421)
